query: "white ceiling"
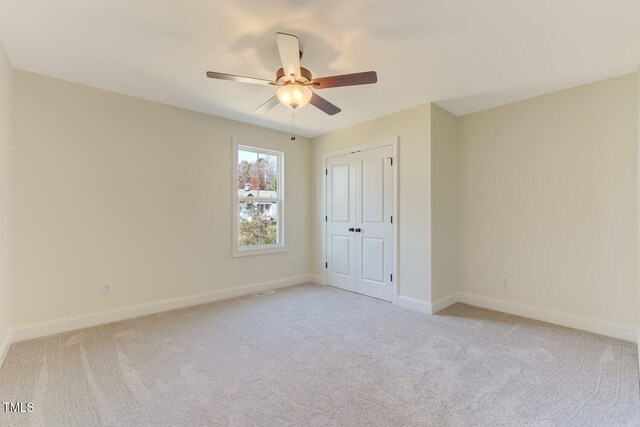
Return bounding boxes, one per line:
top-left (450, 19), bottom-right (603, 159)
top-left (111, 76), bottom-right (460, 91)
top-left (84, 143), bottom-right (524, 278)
top-left (1, 0), bottom-right (639, 137)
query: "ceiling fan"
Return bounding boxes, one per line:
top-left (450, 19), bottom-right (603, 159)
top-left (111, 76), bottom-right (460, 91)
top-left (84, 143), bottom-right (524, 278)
top-left (206, 32), bottom-right (378, 116)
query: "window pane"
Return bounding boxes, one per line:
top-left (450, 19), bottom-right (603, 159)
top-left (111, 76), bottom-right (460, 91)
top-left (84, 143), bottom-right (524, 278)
top-left (256, 152), bottom-right (278, 194)
top-left (238, 150), bottom-right (258, 192)
top-left (239, 201), bottom-right (279, 246)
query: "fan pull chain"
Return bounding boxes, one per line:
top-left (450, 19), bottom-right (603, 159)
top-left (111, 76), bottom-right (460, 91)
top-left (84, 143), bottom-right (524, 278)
top-left (290, 109), bottom-right (296, 141)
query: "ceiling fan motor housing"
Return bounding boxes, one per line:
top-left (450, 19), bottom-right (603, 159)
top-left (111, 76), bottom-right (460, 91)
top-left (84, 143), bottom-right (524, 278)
top-left (276, 67), bottom-right (313, 85)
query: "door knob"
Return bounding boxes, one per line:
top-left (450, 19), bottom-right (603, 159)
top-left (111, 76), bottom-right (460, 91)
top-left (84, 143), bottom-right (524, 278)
top-left (355, 228), bottom-right (362, 232)
top-left (348, 227), bottom-right (355, 232)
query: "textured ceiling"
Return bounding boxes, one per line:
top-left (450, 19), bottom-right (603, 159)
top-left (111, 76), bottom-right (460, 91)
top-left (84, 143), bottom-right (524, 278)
top-left (1, 0), bottom-right (639, 137)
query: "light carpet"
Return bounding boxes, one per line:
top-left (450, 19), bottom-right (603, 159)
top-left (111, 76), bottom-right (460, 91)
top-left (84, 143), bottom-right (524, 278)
top-left (0, 283), bottom-right (638, 426)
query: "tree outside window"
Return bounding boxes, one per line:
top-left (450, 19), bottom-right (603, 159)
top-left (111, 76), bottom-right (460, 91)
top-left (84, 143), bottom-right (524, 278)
top-left (233, 141), bottom-right (285, 256)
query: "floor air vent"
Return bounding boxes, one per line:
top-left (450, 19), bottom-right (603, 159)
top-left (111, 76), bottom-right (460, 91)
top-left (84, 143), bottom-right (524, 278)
top-left (254, 290), bottom-right (276, 297)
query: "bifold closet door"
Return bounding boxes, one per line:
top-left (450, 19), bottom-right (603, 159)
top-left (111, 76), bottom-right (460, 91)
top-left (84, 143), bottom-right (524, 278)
top-left (326, 145), bottom-right (394, 302)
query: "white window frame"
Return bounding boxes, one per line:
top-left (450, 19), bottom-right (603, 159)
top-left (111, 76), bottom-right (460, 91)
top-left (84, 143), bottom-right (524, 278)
top-left (232, 138), bottom-right (287, 257)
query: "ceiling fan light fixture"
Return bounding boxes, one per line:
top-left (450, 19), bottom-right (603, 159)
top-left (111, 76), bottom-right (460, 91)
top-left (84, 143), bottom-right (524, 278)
top-left (206, 33), bottom-right (376, 116)
top-left (276, 84), bottom-right (312, 109)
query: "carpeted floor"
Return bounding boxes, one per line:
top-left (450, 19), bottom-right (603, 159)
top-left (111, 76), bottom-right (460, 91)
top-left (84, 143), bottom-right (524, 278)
top-left (0, 283), bottom-right (638, 426)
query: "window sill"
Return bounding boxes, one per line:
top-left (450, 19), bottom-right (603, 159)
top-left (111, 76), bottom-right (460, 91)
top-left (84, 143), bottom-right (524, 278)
top-left (232, 245), bottom-right (288, 258)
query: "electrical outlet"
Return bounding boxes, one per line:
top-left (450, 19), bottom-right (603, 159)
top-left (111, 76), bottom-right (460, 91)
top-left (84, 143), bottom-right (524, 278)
top-left (501, 276), bottom-right (510, 288)
top-left (291, 257), bottom-right (297, 268)
top-left (101, 282), bottom-right (113, 296)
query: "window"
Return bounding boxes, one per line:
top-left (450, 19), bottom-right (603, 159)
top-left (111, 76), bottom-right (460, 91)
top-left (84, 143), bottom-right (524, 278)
top-left (232, 138), bottom-right (286, 256)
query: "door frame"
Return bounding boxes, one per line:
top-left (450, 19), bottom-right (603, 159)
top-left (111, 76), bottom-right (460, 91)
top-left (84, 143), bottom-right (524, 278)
top-left (321, 136), bottom-right (399, 304)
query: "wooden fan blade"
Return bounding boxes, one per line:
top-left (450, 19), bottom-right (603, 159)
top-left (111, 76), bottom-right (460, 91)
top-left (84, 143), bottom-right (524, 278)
top-left (206, 71), bottom-right (273, 86)
top-left (309, 93), bottom-right (341, 115)
top-left (254, 96), bottom-right (280, 113)
top-left (276, 32), bottom-right (301, 81)
top-left (310, 71), bottom-right (377, 89)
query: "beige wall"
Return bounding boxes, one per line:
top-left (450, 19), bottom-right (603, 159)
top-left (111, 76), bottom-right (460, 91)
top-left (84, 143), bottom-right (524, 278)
top-left (11, 70), bottom-right (312, 326)
top-left (311, 105), bottom-right (432, 301)
top-left (0, 41), bottom-right (12, 348)
top-left (5, 65), bottom-right (640, 342)
top-left (459, 73), bottom-right (639, 327)
top-left (430, 104), bottom-right (460, 302)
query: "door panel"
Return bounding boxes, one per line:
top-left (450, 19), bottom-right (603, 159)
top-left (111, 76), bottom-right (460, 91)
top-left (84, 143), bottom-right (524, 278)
top-left (361, 157), bottom-right (385, 223)
top-left (326, 154), bottom-right (356, 292)
top-left (331, 164), bottom-right (350, 222)
top-left (361, 238), bottom-right (385, 282)
top-left (331, 235), bottom-right (351, 276)
top-left (355, 145), bottom-right (393, 301)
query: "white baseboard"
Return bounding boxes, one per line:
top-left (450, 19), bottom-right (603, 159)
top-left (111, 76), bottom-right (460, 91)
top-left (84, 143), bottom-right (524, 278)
top-left (9, 275), bottom-right (315, 345)
top-left (309, 274), bottom-right (324, 285)
top-left (431, 292), bottom-right (459, 314)
top-left (395, 291), bottom-right (636, 343)
top-left (457, 292), bottom-right (637, 343)
top-left (397, 293), bottom-right (458, 315)
top-left (0, 329), bottom-right (11, 371)
top-left (397, 295), bottom-right (432, 314)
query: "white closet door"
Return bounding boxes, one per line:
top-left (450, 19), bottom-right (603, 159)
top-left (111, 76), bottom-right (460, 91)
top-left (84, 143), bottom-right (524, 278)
top-left (326, 153), bottom-right (356, 292)
top-left (354, 145), bottom-right (394, 302)
top-left (326, 144), bottom-right (394, 302)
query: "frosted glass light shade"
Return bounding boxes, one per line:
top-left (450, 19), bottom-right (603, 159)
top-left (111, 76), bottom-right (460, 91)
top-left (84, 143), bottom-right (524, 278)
top-left (276, 84), bottom-right (312, 109)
